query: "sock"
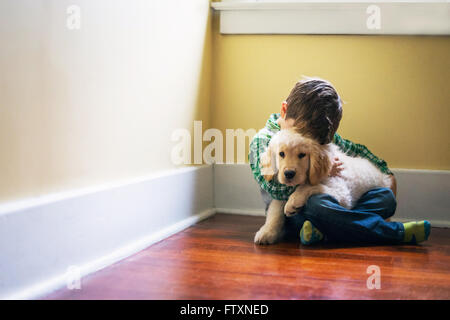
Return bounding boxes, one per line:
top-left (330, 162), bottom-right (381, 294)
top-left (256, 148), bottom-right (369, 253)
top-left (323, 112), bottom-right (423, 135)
top-left (300, 220), bottom-right (324, 245)
top-left (402, 221), bottom-right (431, 244)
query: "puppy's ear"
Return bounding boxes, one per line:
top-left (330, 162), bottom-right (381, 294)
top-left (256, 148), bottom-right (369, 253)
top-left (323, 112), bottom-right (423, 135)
top-left (260, 146), bottom-right (277, 181)
top-left (308, 143), bottom-right (331, 185)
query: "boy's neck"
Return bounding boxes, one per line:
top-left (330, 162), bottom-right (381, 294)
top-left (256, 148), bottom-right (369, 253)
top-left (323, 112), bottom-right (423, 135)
top-left (277, 117), bottom-right (295, 130)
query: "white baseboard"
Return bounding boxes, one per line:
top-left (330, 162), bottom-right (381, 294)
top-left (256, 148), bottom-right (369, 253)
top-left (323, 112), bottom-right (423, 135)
top-left (0, 165), bottom-right (214, 300)
top-left (214, 164), bottom-right (450, 228)
top-left (6, 208), bottom-right (215, 300)
top-left (214, 164), bottom-right (266, 213)
top-left (215, 208), bottom-right (265, 216)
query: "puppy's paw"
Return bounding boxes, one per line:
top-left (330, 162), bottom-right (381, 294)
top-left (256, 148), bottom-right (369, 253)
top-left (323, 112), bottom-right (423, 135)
top-left (284, 202), bottom-right (298, 216)
top-left (254, 226), bottom-right (279, 245)
top-left (284, 195), bottom-right (305, 216)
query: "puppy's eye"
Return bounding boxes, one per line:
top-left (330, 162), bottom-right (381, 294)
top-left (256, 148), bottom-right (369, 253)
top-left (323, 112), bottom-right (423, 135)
top-left (279, 151), bottom-right (285, 158)
top-left (298, 153), bottom-right (306, 159)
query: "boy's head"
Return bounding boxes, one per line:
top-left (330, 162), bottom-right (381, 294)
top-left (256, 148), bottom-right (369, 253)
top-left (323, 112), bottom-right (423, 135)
top-left (280, 77), bottom-right (342, 145)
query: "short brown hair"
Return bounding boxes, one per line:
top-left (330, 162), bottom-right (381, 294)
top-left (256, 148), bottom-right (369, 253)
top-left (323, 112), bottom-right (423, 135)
top-left (285, 77), bottom-right (342, 145)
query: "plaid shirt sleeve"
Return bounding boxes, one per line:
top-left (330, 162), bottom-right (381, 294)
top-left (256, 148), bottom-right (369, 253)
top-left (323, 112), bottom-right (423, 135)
top-left (333, 133), bottom-right (393, 175)
top-left (248, 114), bottom-right (296, 201)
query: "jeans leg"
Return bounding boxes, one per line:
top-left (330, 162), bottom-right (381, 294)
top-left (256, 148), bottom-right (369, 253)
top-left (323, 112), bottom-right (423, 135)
top-left (284, 214), bottom-right (307, 239)
top-left (353, 187), bottom-right (397, 220)
top-left (300, 192), bottom-right (404, 244)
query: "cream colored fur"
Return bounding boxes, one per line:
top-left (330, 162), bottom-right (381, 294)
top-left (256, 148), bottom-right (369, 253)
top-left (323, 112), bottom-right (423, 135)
top-left (254, 129), bottom-right (392, 245)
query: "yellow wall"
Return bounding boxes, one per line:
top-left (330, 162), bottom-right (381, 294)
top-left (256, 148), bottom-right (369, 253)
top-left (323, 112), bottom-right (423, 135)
top-left (211, 17), bottom-right (450, 170)
top-left (0, 0), bottom-right (212, 202)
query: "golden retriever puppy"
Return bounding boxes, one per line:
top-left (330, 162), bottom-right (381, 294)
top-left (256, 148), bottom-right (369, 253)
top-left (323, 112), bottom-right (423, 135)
top-left (254, 129), bottom-right (392, 245)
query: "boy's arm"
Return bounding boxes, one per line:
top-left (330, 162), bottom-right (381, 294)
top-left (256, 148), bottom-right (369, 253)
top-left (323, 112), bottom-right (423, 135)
top-left (333, 133), bottom-right (396, 196)
top-left (333, 133), bottom-right (393, 175)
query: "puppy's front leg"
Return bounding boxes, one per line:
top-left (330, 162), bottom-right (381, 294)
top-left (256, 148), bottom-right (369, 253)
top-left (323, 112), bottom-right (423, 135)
top-left (254, 200), bottom-right (286, 245)
top-left (284, 185), bottom-right (324, 216)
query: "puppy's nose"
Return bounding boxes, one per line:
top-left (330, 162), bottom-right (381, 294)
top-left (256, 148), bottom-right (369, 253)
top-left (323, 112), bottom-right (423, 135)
top-left (284, 170), bottom-right (296, 179)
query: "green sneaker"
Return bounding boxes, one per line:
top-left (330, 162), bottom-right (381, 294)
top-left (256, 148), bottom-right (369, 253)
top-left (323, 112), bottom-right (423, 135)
top-left (300, 220), bottom-right (324, 245)
top-left (402, 221), bottom-right (431, 244)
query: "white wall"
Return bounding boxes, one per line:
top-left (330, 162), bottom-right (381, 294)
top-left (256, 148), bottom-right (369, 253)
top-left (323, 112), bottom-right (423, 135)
top-left (0, 0), bottom-right (212, 203)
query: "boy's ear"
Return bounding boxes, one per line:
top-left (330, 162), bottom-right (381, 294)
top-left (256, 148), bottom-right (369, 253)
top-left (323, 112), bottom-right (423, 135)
top-left (308, 143), bottom-right (331, 185)
top-left (261, 146), bottom-right (277, 181)
top-left (280, 101), bottom-right (288, 118)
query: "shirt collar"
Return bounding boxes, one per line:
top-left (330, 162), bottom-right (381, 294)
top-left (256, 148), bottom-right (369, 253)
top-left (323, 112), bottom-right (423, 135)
top-left (266, 113), bottom-right (281, 132)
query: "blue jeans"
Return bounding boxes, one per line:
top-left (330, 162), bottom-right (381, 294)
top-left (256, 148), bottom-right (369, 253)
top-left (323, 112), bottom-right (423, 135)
top-left (271, 188), bottom-right (404, 244)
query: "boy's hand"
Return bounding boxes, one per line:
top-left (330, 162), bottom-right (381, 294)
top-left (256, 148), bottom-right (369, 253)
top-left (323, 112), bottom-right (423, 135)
top-left (329, 157), bottom-right (344, 177)
top-left (390, 174), bottom-right (397, 198)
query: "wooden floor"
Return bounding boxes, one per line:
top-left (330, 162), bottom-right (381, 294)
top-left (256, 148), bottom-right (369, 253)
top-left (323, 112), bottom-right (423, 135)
top-left (43, 214), bottom-right (450, 300)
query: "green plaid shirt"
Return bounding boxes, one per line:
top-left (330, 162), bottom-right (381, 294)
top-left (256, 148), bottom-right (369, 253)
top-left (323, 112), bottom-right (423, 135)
top-left (248, 113), bottom-right (392, 201)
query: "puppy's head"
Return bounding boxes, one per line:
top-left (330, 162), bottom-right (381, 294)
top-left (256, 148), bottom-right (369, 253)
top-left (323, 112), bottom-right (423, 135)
top-left (261, 129), bottom-right (331, 186)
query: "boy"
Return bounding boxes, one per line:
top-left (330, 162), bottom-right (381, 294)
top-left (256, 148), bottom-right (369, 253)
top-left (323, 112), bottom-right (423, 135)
top-left (249, 77), bottom-right (430, 245)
